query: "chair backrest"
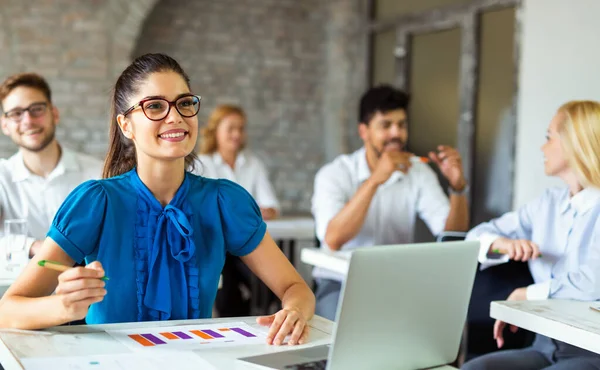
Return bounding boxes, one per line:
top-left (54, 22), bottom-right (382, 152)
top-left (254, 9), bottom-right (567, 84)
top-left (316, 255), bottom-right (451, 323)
top-left (442, 230), bottom-right (534, 359)
top-left (437, 231), bottom-right (467, 243)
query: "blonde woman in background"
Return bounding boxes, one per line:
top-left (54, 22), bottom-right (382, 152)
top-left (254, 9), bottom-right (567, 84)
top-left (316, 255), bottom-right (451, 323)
top-left (196, 104), bottom-right (279, 219)
top-left (195, 104), bottom-right (280, 317)
top-left (462, 101), bottom-right (600, 370)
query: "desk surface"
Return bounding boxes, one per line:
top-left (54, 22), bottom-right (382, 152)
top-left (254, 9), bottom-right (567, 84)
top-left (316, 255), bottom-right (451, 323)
top-left (0, 316), bottom-right (333, 370)
top-left (300, 247), bottom-right (350, 275)
top-left (491, 299), bottom-right (600, 354)
top-left (0, 315), bottom-right (457, 370)
top-left (266, 216), bottom-right (315, 240)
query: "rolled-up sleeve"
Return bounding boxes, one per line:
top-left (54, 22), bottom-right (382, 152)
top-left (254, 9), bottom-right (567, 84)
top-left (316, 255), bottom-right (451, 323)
top-left (467, 191), bottom-right (543, 270)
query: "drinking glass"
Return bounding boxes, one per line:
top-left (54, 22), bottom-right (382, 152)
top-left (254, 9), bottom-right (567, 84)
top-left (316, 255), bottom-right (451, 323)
top-left (4, 219), bottom-right (28, 271)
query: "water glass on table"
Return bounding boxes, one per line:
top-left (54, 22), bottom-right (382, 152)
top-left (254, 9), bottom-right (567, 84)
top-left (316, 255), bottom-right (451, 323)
top-left (4, 219), bottom-right (28, 271)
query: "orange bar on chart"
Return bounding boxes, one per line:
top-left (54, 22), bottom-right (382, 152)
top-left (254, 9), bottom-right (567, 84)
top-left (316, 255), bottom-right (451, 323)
top-left (191, 330), bottom-right (214, 339)
top-left (218, 328), bottom-right (231, 331)
top-left (160, 332), bottom-right (179, 340)
top-left (128, 334), bottom-right (155, 347)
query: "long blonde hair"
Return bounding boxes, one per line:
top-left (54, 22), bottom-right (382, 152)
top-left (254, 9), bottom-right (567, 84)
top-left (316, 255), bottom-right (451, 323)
top-left (558, 100), bottom-right (600, 187)
top-left (199, 104), bottom-right (246, 154)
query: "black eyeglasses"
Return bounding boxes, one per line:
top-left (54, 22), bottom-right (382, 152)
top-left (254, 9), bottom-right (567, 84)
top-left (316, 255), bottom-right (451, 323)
top-left (3, 102), bottom-right (49, 122)
top-left (122, 94), bottom-right (201, 121)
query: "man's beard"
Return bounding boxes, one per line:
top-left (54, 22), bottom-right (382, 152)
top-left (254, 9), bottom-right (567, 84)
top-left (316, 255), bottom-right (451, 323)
top-left (18, 125), bottom-right (56, 153)
top-left (370, 138), bottom-right (405, 158)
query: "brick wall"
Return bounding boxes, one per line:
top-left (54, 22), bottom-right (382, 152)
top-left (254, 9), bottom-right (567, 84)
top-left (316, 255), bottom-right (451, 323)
top-left (0, 0), bottom-right (158, 159)
top-left (0, 0), bottom-right (367, 213)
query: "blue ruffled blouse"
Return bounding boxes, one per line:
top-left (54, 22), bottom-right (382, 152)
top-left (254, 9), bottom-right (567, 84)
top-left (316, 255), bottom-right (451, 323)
top-left (47, 169), bottom-right (266, 324)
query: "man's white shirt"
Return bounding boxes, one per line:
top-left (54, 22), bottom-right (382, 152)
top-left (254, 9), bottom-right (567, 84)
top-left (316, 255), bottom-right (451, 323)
top-left (311, 147), bottom-right (450, 281)
top-left (0, 148), bottom-right (102, 250)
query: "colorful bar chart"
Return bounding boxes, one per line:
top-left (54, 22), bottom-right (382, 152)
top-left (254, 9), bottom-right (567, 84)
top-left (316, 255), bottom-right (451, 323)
top-left (230, 327), bottom-right (257, 338)
top-left (108, 322), bottom-right (264, 351)
top-left (190, 330), bottom-right (213, 340)
top-left (172, 331), bottom-right (193, 339)
top-left (160, 332), bottom-right (179, 340)
top-left (200, 329), bottom-right (224, 338)
top-left (128, 334), bottom-right (154, 347)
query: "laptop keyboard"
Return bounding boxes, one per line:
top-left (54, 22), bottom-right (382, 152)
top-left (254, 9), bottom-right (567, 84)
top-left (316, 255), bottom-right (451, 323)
top-left (284, 359), bottom-right (328, 370)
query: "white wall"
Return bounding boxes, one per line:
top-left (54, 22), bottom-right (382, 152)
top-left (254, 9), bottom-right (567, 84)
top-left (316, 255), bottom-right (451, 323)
top-left (514, 0), bottom-right (600, 208)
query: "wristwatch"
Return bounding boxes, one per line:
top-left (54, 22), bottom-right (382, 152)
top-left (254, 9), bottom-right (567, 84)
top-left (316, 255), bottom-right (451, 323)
top-left (448, 184), bottom-right (470, 196)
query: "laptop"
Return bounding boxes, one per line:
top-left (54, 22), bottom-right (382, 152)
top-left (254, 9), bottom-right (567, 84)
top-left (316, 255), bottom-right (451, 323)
top-left (238, 241), bottom-right (479, 370)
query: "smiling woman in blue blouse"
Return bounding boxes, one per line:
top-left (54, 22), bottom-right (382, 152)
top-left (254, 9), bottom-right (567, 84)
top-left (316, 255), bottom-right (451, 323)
top-left (0, 53), bottom-right (315, 346)
top-left (462, 101), bottom-right (600, 370)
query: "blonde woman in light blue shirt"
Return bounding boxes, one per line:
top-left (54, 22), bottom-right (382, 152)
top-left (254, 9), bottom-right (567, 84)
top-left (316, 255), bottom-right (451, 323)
top-left (462, 101), bottom-right (600, 370)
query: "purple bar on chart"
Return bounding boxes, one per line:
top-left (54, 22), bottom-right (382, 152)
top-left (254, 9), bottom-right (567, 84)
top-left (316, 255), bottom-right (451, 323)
top-left (202, 330), bottom-right (224, 338)
top-left (173, 331), bottom-right (193, 339)
top-left (141, 333), bottom-right (166, 345)
top-left (230, 327), bottom-right (257, 338)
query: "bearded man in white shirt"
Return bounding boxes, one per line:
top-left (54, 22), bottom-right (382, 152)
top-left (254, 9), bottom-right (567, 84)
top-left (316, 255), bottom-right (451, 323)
top-left (0, 73), bottom-right (102, 257)
top-left (311, 85), bottom-right (470, 320)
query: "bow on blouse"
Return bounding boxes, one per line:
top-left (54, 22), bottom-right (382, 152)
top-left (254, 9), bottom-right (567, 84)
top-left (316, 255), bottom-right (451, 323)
top-left (143, 204), bottom-right (196, 320)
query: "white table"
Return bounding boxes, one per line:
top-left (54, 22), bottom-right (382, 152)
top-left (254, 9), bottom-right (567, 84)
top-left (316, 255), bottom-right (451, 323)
top-left (299, 236), bottom-right (467, 274)
top-left (491, 299), bottom-right (600, 354)
top-left (265, 216), bottom-right (315, 240)
top-left (0, 316), bottom-right (331, 370)
top-left (0, 316), bottom-right (457, 369)
top-left (300, 247), bottom-right (351, 275)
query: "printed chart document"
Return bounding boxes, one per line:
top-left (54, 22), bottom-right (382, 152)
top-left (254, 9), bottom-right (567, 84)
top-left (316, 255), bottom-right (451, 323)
top-left (106, 321), bottom-right (266, 351)
top-left (20, 351), bottom-right (216, 370)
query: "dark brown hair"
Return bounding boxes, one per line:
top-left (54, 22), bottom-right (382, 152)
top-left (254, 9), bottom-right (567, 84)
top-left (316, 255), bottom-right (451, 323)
top-left (359, 84), bottom-right (410, 125)
top-left (0, 73), bottom-right (52, 107)
top-left (102, 53), bottom-right (197, 178)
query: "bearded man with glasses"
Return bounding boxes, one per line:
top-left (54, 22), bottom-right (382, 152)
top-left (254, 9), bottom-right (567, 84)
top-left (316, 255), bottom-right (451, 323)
top-left (0, 73), bottom-right (102, 257)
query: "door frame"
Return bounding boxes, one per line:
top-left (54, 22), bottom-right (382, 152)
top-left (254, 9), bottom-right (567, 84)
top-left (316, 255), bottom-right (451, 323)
top-left (366, 0), bottom-right (522, 204)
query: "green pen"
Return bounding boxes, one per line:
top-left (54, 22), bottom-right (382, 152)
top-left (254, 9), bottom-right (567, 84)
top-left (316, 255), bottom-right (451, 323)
top-left (492, 249), bottom-right (543, 258)
top-left (38, 260), bottom-right (109, 281)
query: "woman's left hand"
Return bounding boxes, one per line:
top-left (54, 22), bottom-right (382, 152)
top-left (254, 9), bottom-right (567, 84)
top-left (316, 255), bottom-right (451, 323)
top-left (494, 287), bottom-right (527, 348)
top-left (256, 307), bottom-right (309, 346)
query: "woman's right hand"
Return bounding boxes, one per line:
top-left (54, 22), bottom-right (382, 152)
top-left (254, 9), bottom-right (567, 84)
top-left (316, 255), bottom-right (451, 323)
top-left (54, 261), bottom-right (107, 322)
top-left (489, 237), bottom-right (541, 262)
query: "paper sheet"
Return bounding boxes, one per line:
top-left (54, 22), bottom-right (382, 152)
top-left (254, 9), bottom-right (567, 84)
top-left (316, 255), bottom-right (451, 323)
top-left (106, 321), bottom-right (266, 351)
top-left (20, 351), bottom-right (215, 370)
top-left (0, 331), bottom-right (128, 359)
